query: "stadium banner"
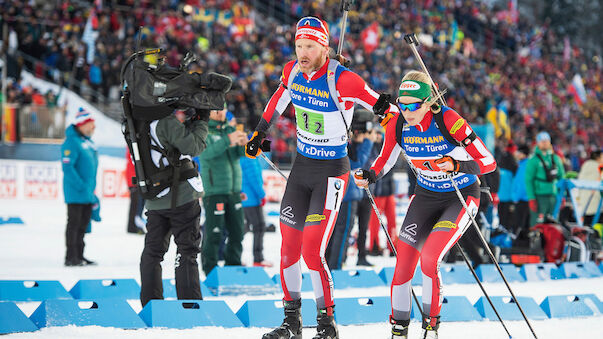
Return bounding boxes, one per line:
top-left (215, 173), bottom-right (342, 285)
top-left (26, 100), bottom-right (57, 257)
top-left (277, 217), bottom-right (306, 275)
top-left (0, 158), bottom-right (410, 202)
top-left (0, 157), bottom-right (128, 201)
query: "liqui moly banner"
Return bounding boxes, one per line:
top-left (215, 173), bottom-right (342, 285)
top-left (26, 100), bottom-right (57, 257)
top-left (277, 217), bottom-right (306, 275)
top-left (0, 157), bottom-right (129, 201)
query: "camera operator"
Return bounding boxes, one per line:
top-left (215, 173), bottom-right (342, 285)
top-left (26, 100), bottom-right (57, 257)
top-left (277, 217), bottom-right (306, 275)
top-left (120, 48), bottom-right (232, 307)
top-left (325, 114), bottom-right (377, 269)
top-left (139, 107), bottom-right (210, 307)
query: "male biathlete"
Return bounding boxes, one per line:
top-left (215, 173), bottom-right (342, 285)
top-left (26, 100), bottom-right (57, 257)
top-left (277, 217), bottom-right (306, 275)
top-left (245, 16), bottom-right (396, 339)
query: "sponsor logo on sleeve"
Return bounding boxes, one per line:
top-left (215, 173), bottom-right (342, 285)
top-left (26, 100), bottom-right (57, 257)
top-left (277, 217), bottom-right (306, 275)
top-left (450, 119), bottom-right (464, 134)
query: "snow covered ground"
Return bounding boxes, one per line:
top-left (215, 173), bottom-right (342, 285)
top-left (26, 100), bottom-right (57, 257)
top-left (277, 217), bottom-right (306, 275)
top-left (1, 198), bottom-right (602, 339)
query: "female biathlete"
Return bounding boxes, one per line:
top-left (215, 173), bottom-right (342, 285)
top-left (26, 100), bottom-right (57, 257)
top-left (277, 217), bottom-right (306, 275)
top-left (355, 70), bottom-right (496, 339)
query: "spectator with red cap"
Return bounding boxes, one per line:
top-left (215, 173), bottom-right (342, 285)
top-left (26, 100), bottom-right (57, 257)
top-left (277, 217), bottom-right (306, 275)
top-left (60, 107), bottom-right (98, 266)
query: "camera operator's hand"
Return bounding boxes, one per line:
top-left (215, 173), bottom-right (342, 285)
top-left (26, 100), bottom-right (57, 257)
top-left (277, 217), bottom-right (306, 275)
top-left (191, 109), bottom-right (210, 122)
top-left (229, 130), bottom-right (247, 147)
top-left (245, 131), bottom-right (266, 158)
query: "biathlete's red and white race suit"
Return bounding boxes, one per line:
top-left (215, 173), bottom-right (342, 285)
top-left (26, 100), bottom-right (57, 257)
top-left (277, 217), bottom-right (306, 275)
top-left (256, 58), bottom-right (396, 309)
top-left (369, 106), bottom-right (496, 321)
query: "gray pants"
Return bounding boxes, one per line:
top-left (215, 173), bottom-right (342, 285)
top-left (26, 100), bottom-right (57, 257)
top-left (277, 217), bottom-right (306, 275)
top-left (244, 205), bottom-right (266, 263)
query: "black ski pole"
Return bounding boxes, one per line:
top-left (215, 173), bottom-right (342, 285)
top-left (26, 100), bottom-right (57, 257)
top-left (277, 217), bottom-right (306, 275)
top-left (357, 171), bottom-right (423, 315)
top-left (260, 153), bottom-right (287, 181)
top-left (397, 147), bottom-right (514, 338)
top-left (456, 244), bottom-right (512, 338)
top-left (404, 32), bottom-right (538, 339)
top-left (449, 174), bottom-right (537, 339)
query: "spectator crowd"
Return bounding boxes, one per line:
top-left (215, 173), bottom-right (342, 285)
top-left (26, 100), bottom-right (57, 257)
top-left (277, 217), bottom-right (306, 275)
top-left (2, 0), bottom-right (601, 168)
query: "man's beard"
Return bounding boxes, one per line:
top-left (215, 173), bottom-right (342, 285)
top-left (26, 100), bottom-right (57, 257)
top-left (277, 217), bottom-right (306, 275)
top-left (299, 55), bottom-right (325, 73)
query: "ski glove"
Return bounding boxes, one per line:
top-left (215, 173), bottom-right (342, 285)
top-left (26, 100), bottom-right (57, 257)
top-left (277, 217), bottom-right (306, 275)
top-left (333, 54), bottom-right (351, 68)
top-left (353, 169), bottom-right (377, 188)
top-left (373, 93), bottom-right (394, 126)
top-left (245, 131), bottom-right (271, 159)
top-left (434, 156), bottom-right (460, 173)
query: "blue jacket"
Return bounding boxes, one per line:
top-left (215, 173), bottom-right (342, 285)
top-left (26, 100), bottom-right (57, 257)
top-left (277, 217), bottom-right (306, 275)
top-left (498, 168), bottom-right (514, 202)
top-left (61, 125), bottom-right (98, 203)
top-left (89, 64), bottom-right (102, 85)
top-left (240, 156), bottom-right (265, 207)
top-left (344, 139), bottom-right (373, 202)
top-left (512, 158), bottom-right (529, 202)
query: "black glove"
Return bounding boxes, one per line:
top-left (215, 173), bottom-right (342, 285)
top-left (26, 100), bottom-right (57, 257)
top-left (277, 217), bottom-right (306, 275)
top-left (353, 169), bottom-right (377, 185)
top-left (434, 156), bottom-right (460, 173)
top-left (373, 93), bottom-right (394, 126)
top-left (333, 54), bottom-right (351, 68)
top-left (245, 131), bottom-right (266, 159)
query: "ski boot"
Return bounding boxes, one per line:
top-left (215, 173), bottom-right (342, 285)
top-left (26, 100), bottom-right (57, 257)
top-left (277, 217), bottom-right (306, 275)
top-left (262, 299), bottom-right (302, 339)
top-left (390, 316), bottom-right (410, 339)
top-left (420, 314), bottom-right (440, 339)
top-left (312, 305), bottom-right (338, 339)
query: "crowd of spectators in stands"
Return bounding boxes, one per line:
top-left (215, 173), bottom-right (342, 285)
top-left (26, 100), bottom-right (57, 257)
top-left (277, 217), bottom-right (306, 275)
top-left (2, 0), bottom-right (601, 169)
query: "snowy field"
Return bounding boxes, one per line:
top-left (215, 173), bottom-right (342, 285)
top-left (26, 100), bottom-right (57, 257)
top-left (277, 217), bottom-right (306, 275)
top-left (1, 198), bottom-right (602, 339)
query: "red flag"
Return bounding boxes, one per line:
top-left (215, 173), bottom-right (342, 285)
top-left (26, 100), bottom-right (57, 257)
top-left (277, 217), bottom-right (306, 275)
top-left (89, 9), bottom-right (98, 30)
top-left (361, 22), bottom-right (379, 54)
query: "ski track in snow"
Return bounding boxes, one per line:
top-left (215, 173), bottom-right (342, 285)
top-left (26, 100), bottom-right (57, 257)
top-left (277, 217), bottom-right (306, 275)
top-left (1, 199), bottom-right (602, 338)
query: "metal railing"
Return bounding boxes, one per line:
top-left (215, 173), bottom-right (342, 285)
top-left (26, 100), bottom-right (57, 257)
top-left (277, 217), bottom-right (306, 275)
top-left (18, 104), bottom-right (66, 141)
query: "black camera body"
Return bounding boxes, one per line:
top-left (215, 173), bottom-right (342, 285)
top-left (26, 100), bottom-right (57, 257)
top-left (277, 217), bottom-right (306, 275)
top-left (121, 52), bottom-right (232, 121)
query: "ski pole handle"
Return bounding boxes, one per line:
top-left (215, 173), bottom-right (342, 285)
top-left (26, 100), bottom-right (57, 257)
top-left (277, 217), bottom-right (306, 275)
top-left (403, 33), bottom-right (419, 46)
